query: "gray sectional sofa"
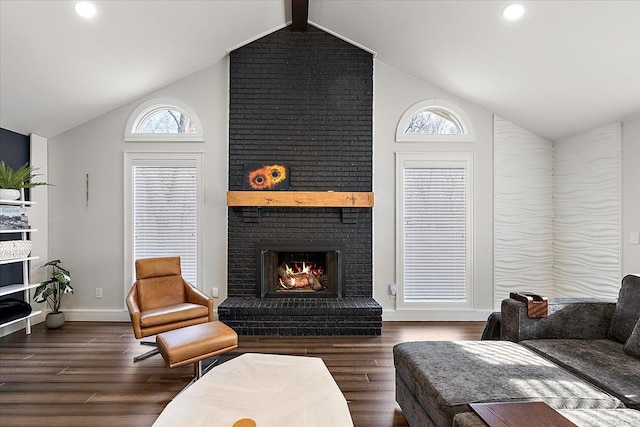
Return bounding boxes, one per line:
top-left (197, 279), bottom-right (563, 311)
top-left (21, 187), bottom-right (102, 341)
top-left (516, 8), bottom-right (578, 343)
top-left (394, 275), bottom-right (640, 426)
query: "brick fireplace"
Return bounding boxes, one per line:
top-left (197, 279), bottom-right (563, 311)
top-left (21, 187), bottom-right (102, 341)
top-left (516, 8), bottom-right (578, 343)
top-left (218, 25), bottom-right (382, 335)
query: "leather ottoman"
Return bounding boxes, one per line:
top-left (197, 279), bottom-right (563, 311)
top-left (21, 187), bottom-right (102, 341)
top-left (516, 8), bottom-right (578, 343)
top-left (156, 321), bottom-right (238, 378)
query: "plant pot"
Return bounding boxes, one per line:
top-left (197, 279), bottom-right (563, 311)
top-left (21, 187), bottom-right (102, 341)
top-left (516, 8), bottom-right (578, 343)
top-left (45, 312), bottom-right (65, 329)
top-left (0, 189), bottom-right (20, 200)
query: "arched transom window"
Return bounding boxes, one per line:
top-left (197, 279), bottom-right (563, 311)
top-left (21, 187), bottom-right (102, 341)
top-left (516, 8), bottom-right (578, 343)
top-left (137, 107), bottom-right (196, 134)
top-left (125, 98), bottom-right (204, 142)
top-left (396, 99), bottom-right (474, 142)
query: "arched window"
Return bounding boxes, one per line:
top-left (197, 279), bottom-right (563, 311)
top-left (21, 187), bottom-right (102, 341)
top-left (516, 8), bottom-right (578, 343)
top-left (125, 98), bottom-right (204, 142)
top-left (396, 99), bottom-right (474, 142)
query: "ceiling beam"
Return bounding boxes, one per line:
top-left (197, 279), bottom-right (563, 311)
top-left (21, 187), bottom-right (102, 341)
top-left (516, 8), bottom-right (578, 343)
top-left (290, 0), bottom-right (309, 32)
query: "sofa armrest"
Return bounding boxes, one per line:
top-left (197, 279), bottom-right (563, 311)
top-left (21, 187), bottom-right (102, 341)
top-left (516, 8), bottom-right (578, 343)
top-left (501, 297), bottom-right (617, 342)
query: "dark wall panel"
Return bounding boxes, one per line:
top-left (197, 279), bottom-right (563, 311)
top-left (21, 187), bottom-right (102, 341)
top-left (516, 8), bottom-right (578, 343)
top-left (0, 129), bottom-right (30, 291)
top-left (0, 128), bottom-right (29, 170)
top-left (228, 26), bottom-right (373, 298)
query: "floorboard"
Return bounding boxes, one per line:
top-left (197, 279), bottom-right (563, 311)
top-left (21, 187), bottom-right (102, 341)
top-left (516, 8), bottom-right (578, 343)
top-left (0, 321), bottom-right (484, 426)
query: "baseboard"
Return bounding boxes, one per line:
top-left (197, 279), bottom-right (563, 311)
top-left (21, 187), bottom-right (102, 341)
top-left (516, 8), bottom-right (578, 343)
top-left (3, 308), bottom-right (489, 338)
top-left (62, 309), bottom-right (219, 322)
top-left (62, 309), bottom-right (131, 322)
top-left (0, 309), bottom-right (224, 338)
top-left (382, 309), bottom-right (493, 321)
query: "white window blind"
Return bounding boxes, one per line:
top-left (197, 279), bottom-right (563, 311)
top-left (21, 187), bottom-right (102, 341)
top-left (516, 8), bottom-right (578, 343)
top-left (133, 164), bottom-right (197, 284)
top-left (396, 153), bottom-right (473, 309)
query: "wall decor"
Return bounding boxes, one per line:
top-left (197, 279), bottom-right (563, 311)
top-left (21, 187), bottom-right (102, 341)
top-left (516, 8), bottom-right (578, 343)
top-left (244, 163), bottom-right (289, 190)
top-left (0, 206), bottom-right (29, 230)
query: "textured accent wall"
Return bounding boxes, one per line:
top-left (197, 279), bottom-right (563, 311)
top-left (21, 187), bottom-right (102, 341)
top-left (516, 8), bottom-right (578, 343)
top-left (553, 123), bottom-right (621, 297)
top-left (493, 117), bottom-right (553, 308)
top-left (227, 26), bottom-right (373, 298)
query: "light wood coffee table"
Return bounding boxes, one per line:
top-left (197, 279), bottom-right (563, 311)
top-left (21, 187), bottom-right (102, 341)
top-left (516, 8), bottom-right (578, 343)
top-left (152, 353), bottom-right (354, 427)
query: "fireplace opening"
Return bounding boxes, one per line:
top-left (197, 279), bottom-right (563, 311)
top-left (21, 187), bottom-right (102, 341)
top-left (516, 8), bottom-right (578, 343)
top-left (257, 242), bottom-right (344, 298)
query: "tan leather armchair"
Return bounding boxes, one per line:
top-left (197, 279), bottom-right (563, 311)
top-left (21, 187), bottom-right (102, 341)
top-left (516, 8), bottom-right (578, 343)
top-left (126, 256), bottom-right (213, 361)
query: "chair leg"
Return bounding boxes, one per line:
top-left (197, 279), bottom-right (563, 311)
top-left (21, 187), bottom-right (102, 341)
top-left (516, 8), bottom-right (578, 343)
top-left (191, 357), bottom-right (219, 382)
top-left (194, 360), bottom-right (203, 379)
top-left (133, 342), bottom-right (160, 362)
top-left (202, 356), bottom-right (219, 377)
top-left (178, 357), bottom-right (219, 393)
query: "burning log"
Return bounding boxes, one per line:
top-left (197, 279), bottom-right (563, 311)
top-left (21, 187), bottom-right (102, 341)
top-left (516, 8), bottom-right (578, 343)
top-left (309, 274), bottom-right (323, 290)
top-left (277, 263), bottom-right (325, 291)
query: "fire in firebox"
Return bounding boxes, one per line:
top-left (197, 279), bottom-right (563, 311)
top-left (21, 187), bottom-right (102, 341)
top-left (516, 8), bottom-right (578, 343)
top-left (256, 243), bottom-right (344, 298)
top-left (277, 261), bottom-right (326, 291)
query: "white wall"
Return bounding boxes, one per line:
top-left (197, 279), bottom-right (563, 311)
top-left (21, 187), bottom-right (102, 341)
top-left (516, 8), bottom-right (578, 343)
top-left (493, 117), bottom-right (553, 309)
top-left (46, 54), bottom-right (497, 322)
top-left (48, 59), bottom-right (229, 321)
top-left (44, 50), bottom-right (636, 324)
top-left (29, 133), bottom-right (49, 287)
top-left (553, 123), bottom-right (621, 297)
top-left (622, 116), bottom-right (640, 276)
top-left (373, 61), bottom-right (495, 320)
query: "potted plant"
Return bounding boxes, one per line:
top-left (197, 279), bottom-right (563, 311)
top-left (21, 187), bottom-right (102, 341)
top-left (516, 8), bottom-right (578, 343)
top-left (0, 161), bottom-right (47, 201)
top-left (33, 260), bottom-right (73, 329)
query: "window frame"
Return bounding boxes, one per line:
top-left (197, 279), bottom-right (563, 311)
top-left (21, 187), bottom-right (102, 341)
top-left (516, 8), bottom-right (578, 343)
top-left (396, 99), bottom-right (475, 143)
top-left (395, 152), bottom-right (475, 310)
top-left (123, 152), bottom-right (204, 297)
top-left (124, 98), bottom-right (204, 142)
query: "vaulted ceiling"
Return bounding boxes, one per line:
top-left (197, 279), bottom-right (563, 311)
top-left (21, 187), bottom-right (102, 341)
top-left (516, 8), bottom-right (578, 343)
top-left (1, 1), bottom-right (639, 141)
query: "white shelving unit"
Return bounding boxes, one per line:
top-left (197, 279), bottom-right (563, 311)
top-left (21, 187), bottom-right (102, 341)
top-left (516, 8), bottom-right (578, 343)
top-left (0, 195), bottom-right (41, 334)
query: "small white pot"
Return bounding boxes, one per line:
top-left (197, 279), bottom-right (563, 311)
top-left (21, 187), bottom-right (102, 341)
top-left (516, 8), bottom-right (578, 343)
top-left (45, 312), bottom-right (66, 329)
top-left (0, 189), bottom-right (21, 200)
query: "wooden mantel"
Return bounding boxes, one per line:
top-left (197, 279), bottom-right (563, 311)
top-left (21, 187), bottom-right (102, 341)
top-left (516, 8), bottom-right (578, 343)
top-left (226, 191), bottom-right (374, 208)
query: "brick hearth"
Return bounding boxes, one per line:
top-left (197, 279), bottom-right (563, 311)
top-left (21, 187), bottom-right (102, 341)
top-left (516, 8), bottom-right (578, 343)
top-left (218, 297), bottom-right (382, 336)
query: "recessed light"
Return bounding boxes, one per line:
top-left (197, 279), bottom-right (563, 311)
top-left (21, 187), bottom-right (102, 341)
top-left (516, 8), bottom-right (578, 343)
top-left (503, 4), bottom-right (525, 21)
top-left (74, 1), bottom-right (96, 19)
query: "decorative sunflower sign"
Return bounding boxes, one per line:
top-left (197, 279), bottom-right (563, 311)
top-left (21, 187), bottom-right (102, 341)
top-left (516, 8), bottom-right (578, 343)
top-left (244, 163), bottom-right (290, 190)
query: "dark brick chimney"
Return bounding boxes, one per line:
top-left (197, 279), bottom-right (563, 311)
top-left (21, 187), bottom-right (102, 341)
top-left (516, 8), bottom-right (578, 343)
top-left (219, 25), bottom-right (381, 335)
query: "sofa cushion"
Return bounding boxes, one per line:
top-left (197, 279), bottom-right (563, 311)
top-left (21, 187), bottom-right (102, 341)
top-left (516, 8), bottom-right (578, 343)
top-left (140, 303), bottom-right (209, 328)
top-left (394, 341), bottom-right (623, 427)
top-left (521, 339), bottom-right (640, 409)
top-left (608, 274), bottom-right (640, 343)
top-left (396, 374), bottom-right (440, 427)
top-left (454, 409), bottom-right (640, 427)
top-left (624, 320), bottom-right (640, 359)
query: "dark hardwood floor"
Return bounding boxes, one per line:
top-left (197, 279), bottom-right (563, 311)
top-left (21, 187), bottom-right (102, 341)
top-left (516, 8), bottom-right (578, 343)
top-left (0, 321), bottom-right (485, 427)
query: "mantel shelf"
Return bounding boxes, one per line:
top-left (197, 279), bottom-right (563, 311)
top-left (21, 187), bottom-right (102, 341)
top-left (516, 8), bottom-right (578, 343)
top-left (227, 191), bottom-right (374, 208)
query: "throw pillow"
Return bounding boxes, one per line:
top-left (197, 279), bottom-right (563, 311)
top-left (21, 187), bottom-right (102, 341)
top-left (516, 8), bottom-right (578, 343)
top-left (0, 298), bottom-right (32, 324)
top-left (624, 319), bottom-right (640, 359)
top-left (608, 275), bottom-right (640, 343)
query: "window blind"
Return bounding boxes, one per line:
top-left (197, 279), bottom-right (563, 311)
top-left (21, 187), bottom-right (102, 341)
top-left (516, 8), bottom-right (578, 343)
top-left (133, 165), bottom-right (197, 284)
top-left (403, 167), bottom-right (467, 302)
